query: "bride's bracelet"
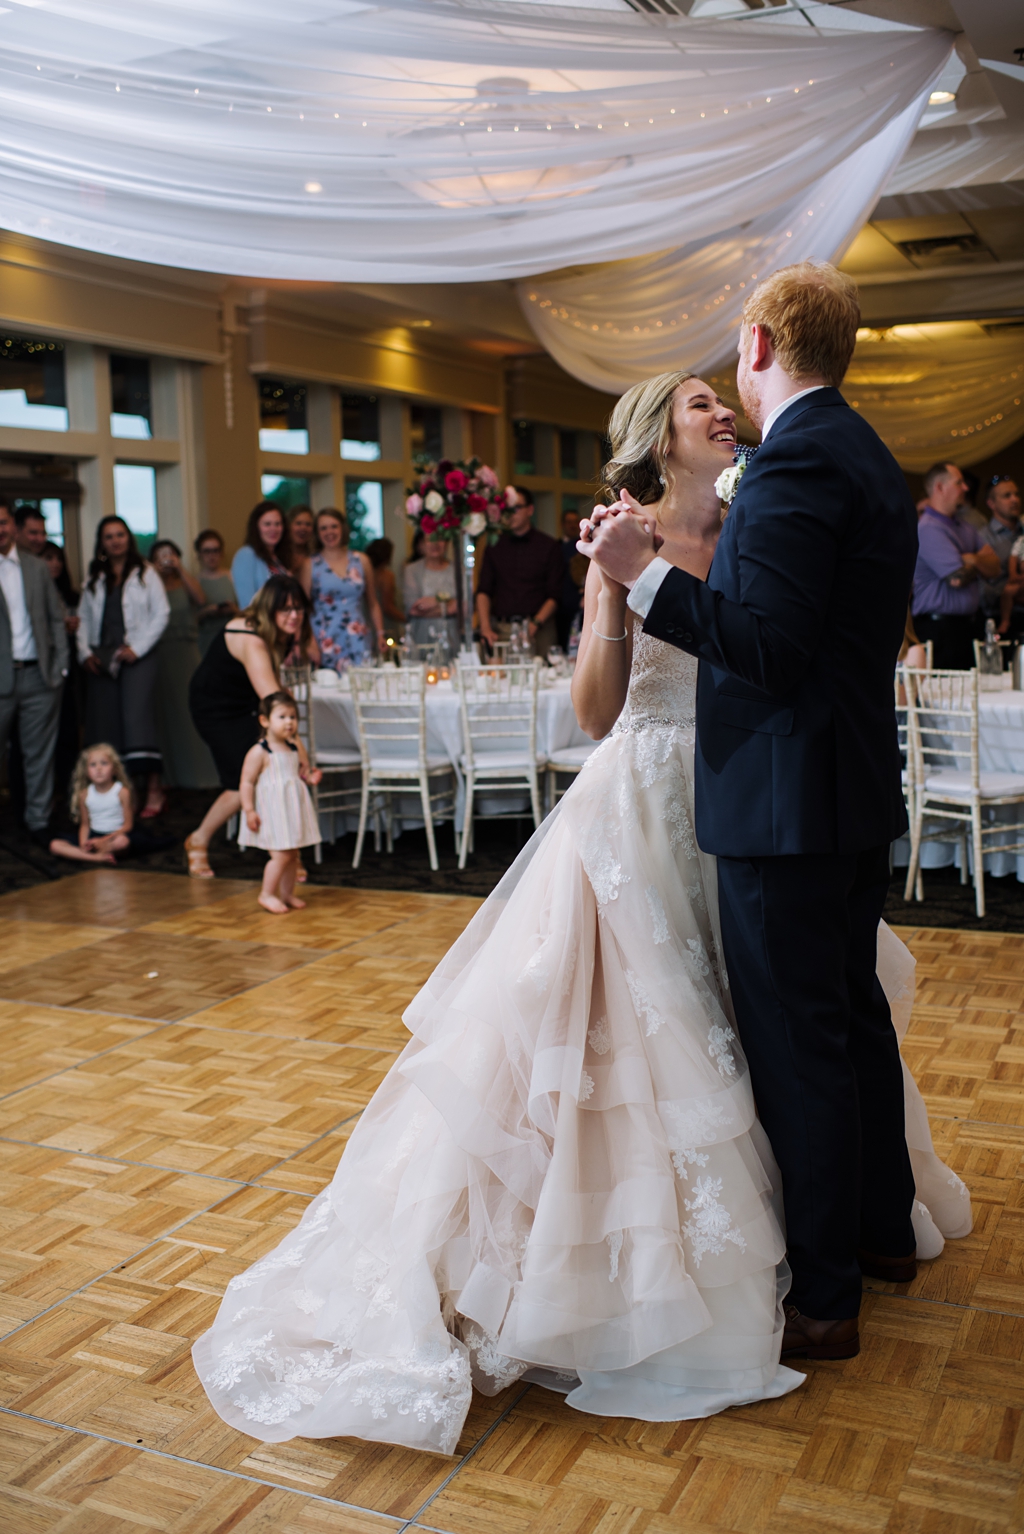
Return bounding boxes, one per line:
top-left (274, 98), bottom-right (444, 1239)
top-left (592, 627), bottom-right (628, 641)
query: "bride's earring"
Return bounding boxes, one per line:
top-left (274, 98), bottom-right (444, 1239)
top-left (659, 475), bottom-right (666, 486)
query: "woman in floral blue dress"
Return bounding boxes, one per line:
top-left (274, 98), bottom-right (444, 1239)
top-left (300, 508), bottom-right (383, 671)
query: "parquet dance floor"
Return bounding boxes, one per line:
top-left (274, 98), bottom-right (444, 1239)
top-left (0, 870), bottom-right (1019, 1533)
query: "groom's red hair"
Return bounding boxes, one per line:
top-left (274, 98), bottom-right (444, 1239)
top-left (741, 262), bottom-right (860, 388)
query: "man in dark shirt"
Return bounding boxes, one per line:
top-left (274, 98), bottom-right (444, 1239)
top-left (557, 507), bottom-right (585, 651)
top-left (476, 489), bottom-right (563, 658)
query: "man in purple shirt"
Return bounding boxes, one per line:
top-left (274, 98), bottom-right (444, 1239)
top-left (911, 462), bottom-right (1000, 668)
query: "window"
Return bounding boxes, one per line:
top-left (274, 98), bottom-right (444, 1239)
top-left (259, 378), bottom-right (308, 454)
top-left (114, 464), bottom-right (158, 555)
top-left (410, 404), bottom-right (443, 469)
top-left (261, 474), bottom-right (311, 512)
top-left (341, 394), bottom-right (381, 461)
top-left (345, 479), bottom-right (384, 549)
top-left (0, 335), bottom-right (67, 431)
top-left (110, 354), bottom-right (152, 439)
top-left (513, 420), bottom-right (535, 476)
top-left (559, 430), bottom-right (578, 481)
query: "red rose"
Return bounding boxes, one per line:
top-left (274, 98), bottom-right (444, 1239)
top-left (445, 469), bottom-right (468, 493)
top-left (421, 513), bottom-right (437, 534)
top-left (467, 493), bottom-right (487, 513)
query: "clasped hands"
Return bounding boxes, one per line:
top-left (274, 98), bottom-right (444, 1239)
top-left (577, 488), bottom-right (663, 588)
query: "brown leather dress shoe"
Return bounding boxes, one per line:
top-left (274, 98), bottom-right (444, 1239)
top-left (781, 1306), bottom-right (859, 1361)
top-left (858, 1248), bottom-right (917, 1283)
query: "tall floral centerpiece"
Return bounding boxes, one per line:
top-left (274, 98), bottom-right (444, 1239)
top-left (405, 457), bottom-right (514, 653)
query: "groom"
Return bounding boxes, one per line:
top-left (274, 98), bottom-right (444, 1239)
top-left (584, 262), bottom-right (918, 1360)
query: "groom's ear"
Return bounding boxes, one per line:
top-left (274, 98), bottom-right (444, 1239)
top-left (748, 323), bottom-right (775, 374)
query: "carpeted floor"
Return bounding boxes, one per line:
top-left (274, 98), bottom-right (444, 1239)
top-left (0, 789), bottom-right (533, 900)
top-left (4, 787), bottom-right (1024, 930)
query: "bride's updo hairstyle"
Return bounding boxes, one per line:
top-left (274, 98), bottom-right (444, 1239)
top-left (600, 370), bottom-right (695, 506)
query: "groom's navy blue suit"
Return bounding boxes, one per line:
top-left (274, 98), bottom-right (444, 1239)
top-left (643, 387), bottom-right (918, 1317)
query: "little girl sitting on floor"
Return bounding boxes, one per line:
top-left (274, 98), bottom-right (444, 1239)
top-left (239, 691), bottom-right (322, 913)
top-left (50, 744), bottom-right (135, 864)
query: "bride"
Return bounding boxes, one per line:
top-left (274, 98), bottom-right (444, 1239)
top-left (194, 371), bottom-right (971, 1454)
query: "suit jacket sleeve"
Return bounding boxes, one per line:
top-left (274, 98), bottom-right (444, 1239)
top-left (43, 566), bottom-right (69, 681)
top-left (644, 434), bottom-right (846, 699)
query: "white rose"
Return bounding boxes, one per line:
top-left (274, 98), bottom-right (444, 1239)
top-left (424, 489), bottom-right (444, 513)
top-left (714, 463), bottom-right (745, 505)
top-left (466, 512), bottom-right (487, 536)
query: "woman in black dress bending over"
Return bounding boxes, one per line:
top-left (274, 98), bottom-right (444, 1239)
top-left (185, 574), bottom-right (312, 877)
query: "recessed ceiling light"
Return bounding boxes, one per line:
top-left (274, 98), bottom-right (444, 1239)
top-left (304, 181), bottom-right (322, 193)
top-left (409, 319), bottom-right (432, 328)
top-left (929, 89), bottom-right (955, 104)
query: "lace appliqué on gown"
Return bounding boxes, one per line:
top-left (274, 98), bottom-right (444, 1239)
top-left (683, 1177), bottom-right (749, 1266)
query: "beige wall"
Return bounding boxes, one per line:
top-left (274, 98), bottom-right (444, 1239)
top-left (0, 234), bottom-right (625, 576)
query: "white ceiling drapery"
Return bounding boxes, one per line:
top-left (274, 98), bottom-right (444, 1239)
top-left (0, 0), bottom-right (950, 282)
top-left (516, 98), bottom-right (927, 394)
top-left (844, 325), bottom-right (1024, 475)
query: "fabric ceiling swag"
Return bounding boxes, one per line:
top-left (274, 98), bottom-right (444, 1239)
top-left (0, 0), bottom-right (950, 283)
top-left (844, 324), bottom-right (1024, 474)
top-left (517, 97), bottom-right (927, 394)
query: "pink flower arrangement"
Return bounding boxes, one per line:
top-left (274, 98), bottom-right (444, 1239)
top-left (405, 456), bottom-right (510, 543)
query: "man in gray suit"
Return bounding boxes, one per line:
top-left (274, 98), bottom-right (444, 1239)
top-left (0, 501), bottom-right (68, 839)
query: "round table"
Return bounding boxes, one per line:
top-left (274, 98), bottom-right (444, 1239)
top-left (893, 675), bottom-right (1024, 881)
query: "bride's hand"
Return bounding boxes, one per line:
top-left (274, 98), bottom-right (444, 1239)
top-left (578, 490), bottom-right (664, 564)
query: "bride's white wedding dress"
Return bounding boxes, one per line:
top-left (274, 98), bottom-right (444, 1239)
top-left (194, 633), bottom-right (971, 1454)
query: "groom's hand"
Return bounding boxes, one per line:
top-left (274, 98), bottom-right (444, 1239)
top-left (577, 489), bottom-right (660, 588)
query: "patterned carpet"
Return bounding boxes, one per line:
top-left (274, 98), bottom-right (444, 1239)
top-left (4, 788), bottom-right (1024, 929)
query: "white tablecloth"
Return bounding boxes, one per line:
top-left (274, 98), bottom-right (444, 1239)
top-left (311, 676), bottom-right (595, 837)
top-left (893, 675), bottom-right (1024, 880)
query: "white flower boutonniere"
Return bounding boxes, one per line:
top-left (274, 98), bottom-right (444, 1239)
top-left (715, 463), bottom-right (745, 505)
top-left (715, 446), bottom-right (758, 507)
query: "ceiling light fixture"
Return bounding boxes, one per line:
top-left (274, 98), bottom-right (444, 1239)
top-left (929, 89), bottom-right (955, 104)
top-left (305, 181), bottom-right (322, 193)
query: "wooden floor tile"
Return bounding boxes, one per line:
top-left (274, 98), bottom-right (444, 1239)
top-left (190, 950), bottom-right (432, 1047)
top-left (0, 931), bottom-right (314, 1020)
top-left (0, 1413), bottom-right (404, 1532)
top-left (0, 918), bottom-right (119, 976)
top-left (0, 870), bottom-right (257, 930)
top-left (341, 900), bottom-right (485, 963)
top-left (0, 1142), bottom-right (235, 1334)
top-left (0, 1025), bottom-right (395, 1182)
top-left (141, 885), bottom-right (465, 954)
top-left (0, 1001), bottom-right (157, 1098)
top-left (254, 1118), bottom-right (364, 1195)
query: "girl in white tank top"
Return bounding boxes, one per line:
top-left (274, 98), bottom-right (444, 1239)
top-left (48, 744), bottom-right (133, 865)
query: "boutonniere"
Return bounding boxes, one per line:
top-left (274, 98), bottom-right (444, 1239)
top-left (715, 445), bottom-right (758, 507)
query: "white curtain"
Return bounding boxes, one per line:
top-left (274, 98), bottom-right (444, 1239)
top-left (0, 0), bottom-right (950, 282)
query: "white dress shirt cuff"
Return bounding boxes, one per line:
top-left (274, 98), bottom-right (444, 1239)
top-left (626, 556), bottom-right (672, 620)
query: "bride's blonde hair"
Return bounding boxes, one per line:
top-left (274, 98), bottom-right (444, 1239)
top-left (600, 370), bottom-right (695, 506)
